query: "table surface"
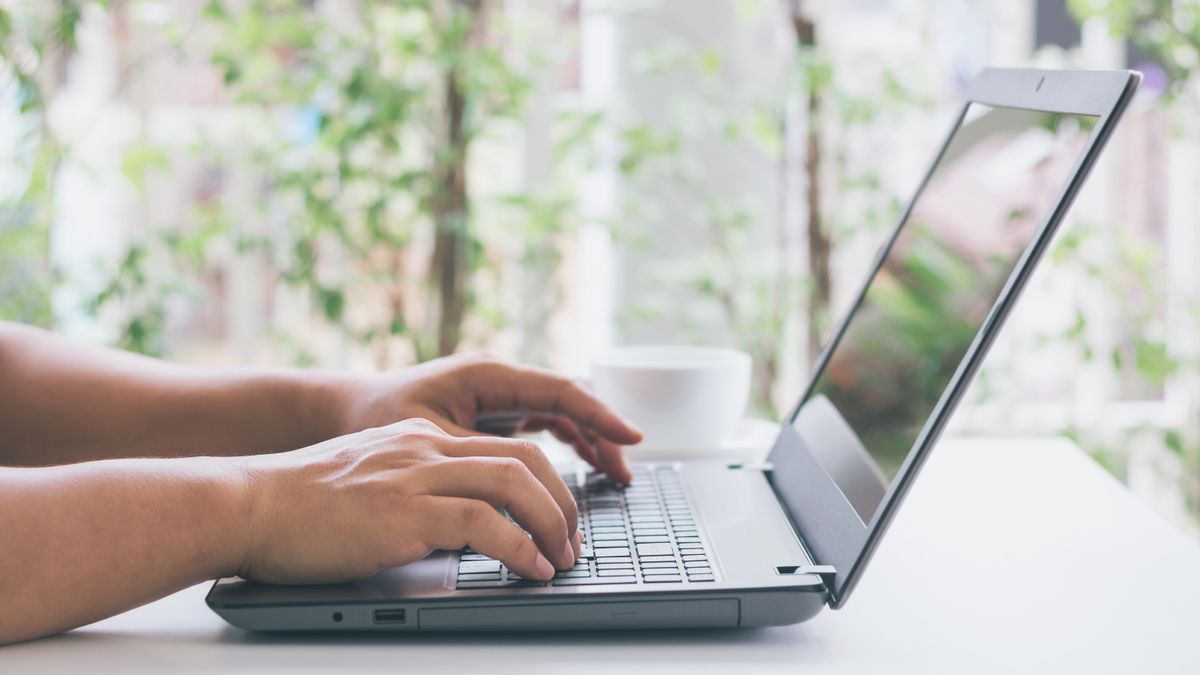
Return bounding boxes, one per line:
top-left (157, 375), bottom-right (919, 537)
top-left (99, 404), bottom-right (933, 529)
top-left (4, 436), bottom-right (1200, 674)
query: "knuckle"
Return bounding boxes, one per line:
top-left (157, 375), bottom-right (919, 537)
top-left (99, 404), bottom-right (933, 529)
top-left (454, 351), bottom-right (498, 368)
top-left (553, 377), bottom-right (585, 404)
top-left (508, 439), bottom-right (542, 460)
top-left (460, 500), bottom-right (492, 528)
top-left (402, 417), bottom-right (443, 433)
top-left (494, 456), bottom-right (529, 481)
top-left (505, 531), bottom-right (533, 561)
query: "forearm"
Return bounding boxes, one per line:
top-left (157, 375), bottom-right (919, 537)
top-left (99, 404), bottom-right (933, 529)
top-left (0, 322), bottom-right (349, 465)
top-left (0, 457), bottom-right (248, 644)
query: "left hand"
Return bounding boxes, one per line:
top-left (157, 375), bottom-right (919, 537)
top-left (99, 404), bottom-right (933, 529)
top-left (330, 354), bottom-right (643, 483)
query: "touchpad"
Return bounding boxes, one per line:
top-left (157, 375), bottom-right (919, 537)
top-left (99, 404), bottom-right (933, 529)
top-left (418, 598), bottom-right (739, 630)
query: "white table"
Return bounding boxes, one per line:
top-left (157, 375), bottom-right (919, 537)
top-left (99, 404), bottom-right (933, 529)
top-left (4, 437), bottom-right (1199, 674)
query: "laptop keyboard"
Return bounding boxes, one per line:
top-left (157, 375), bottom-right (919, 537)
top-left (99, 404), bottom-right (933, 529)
top-left (455, 465), bottom-right (714, 589)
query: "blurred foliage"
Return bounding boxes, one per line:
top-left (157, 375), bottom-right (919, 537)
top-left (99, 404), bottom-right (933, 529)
top-left (612, 3), bottom-right (927, 418)
top-left (1064, 0), bottom-right (1200, 525)
top-left (0, 2), bottom-right (81, 327)
top-left (1071, 0), bottom-right (1200, 102)
top-left (0, 1), bottom-right (591, 366)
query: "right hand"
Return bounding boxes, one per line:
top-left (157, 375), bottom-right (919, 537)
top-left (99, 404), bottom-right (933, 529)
top-left (234, 418), bottom-right (581, 585)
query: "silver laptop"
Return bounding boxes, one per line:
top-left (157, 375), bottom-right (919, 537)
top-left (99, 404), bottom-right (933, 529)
top-left (207, 68), bottom-right (1140, 631)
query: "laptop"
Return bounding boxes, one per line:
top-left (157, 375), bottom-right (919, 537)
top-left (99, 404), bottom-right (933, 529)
top-left (207, 68), bottom-right (1141, 631)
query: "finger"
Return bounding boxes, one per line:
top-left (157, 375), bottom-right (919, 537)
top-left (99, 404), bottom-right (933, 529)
top-left (468, 362), bottom-right (643, 445)
top-left (419, 456), bottom-right (576, 569)
top-left (528, 414), bottom-right (602, 470)
top-left (441, 435), bottom-right (581, 541)
top-left (585, 430), bottom-right (633, 485)
top-left (417, 496), bottom-right (557, 581)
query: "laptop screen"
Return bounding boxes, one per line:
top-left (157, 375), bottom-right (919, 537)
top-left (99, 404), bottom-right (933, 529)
top-left (790, 103), bottom-right (1098, 523)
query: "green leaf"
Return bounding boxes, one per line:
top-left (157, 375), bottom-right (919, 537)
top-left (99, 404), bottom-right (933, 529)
top-left (120, 144), bottom-right (170, 191)
top-left (1165, 429), bottom-right (1186, 459)
top-left (316, 286), bottom-right (345, 322)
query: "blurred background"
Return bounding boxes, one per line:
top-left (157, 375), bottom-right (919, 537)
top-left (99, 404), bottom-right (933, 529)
top-left (1, 0), bottom-right (1197, 534)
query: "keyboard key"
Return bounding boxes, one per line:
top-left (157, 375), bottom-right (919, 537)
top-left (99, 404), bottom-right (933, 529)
top-left (638, 554), bottom-right (676, 563)
top-left (684, 560), bottom-right (710, 569)
top-left (556, 570), bottom-right (592, 578)
top-left (592, 532), bottom-right (629, 541)
top-left (685, 567), bottom-right (712, 575)
top-left (642, 567), bottom-right (683, 575)
top-left (595, 548), bottom-right (631, 558)
top-left (458, 561), bottom-right (501, 574)
top-left (597, 569), bottom-right (635, 577)
top-left (460, 553), bottom-right (491, 561)
top-left (639, 562), bottom-right (680, 570)
top-left (682, 554), bottom-right (708, 561)
top-left (687, 574), bottom-right (715, 582)
top-left (632, 535), bottom-right (669, 543)
top-left (643, 575), bottom-right (683, 583)
top-left (457, 572), bottom-right (501, 581)
top-left (636, 543), bottom-right (674, 557)
top-left (552, 576), bottom-right (637, 586)
top-left (631, 528), bottom-right (668, 536)
top-left (593, 539), bottom-right (631, 548)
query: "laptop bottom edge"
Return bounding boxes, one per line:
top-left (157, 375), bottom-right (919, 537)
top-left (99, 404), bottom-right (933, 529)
top-left (207, 586), bottom-right (827, 631)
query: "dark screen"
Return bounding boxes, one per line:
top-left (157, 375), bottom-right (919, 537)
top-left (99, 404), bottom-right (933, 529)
top-left (791, 104), bottom-right (1097, 522)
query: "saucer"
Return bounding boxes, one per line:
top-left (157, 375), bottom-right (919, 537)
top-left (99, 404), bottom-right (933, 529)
top-left (623, 417), bottom-right (780, 462)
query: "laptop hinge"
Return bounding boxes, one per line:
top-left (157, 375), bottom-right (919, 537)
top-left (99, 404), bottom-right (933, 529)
top-left (729, 462), bottom-right (838, 601)
top-left (775, 564), bottom-right (837, 588)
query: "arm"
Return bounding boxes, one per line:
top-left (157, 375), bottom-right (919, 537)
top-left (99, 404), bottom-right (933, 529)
top-left (0, 420), bottom-right (584, 645)
top-left (0, 323), bottom-right (641, 479)
top-left (0, 456), bottom-right (248, 643)
top-left (0, 322), bottom-right (345, 466)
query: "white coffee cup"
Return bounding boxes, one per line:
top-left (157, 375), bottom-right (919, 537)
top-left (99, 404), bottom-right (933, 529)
top-left (591, 345), bottom-right (752, 449)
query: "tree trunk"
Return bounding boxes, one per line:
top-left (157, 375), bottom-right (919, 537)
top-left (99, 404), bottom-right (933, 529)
top-left (429, 65), bottom-right (469, 358)
top-left (787, 2), bottom-right (832, 360)
top-left (426, 0), bottom-right (482, 359)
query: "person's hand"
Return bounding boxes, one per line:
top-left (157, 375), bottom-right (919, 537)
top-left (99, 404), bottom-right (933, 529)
top-left (329, 354), bottom-right (643, 484)
top-left (236, 418), bottom-right (583, 585)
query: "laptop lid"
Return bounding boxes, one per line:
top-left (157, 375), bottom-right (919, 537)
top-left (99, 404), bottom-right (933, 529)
top-left (765, 68), bottom-right (1141, 608)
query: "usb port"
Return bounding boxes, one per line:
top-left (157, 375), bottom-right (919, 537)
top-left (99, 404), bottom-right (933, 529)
top-left (373, 608), bottom-right (407, 625)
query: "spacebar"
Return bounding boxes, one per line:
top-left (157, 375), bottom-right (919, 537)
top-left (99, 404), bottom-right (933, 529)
top-left (551, 576), bottom-right (638, 586)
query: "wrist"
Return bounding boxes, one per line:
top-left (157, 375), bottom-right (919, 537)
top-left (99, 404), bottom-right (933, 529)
top-left (189, 456), bottom-right (260, 580)
top-left (278, 369), bottom-right (360, 445)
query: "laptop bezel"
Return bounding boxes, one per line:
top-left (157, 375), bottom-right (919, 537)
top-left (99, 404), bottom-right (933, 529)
top-left (765, 68), bottom-right (1142, 609)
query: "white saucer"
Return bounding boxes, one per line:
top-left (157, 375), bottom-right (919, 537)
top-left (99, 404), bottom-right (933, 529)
top-left (623, 417), bottom-right (780, 462)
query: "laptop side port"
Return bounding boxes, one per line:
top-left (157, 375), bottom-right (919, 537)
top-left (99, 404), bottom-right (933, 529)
top-left (373, 608), bottom-right (407, 625)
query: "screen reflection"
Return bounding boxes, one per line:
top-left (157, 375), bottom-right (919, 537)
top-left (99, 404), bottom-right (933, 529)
top-left (792, 104), bottom-right (1097, 522)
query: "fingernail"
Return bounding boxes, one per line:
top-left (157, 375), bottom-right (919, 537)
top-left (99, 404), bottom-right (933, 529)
top-left (561, 539), bottom-right (577, 568)
top-left (535, 554), bottom-right (555, 580)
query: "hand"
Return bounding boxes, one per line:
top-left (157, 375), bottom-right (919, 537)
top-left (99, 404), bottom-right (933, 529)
top-left (330, 354), bottom-right (643, 484)
top-left (236, 418), bottom-right (582, 585)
